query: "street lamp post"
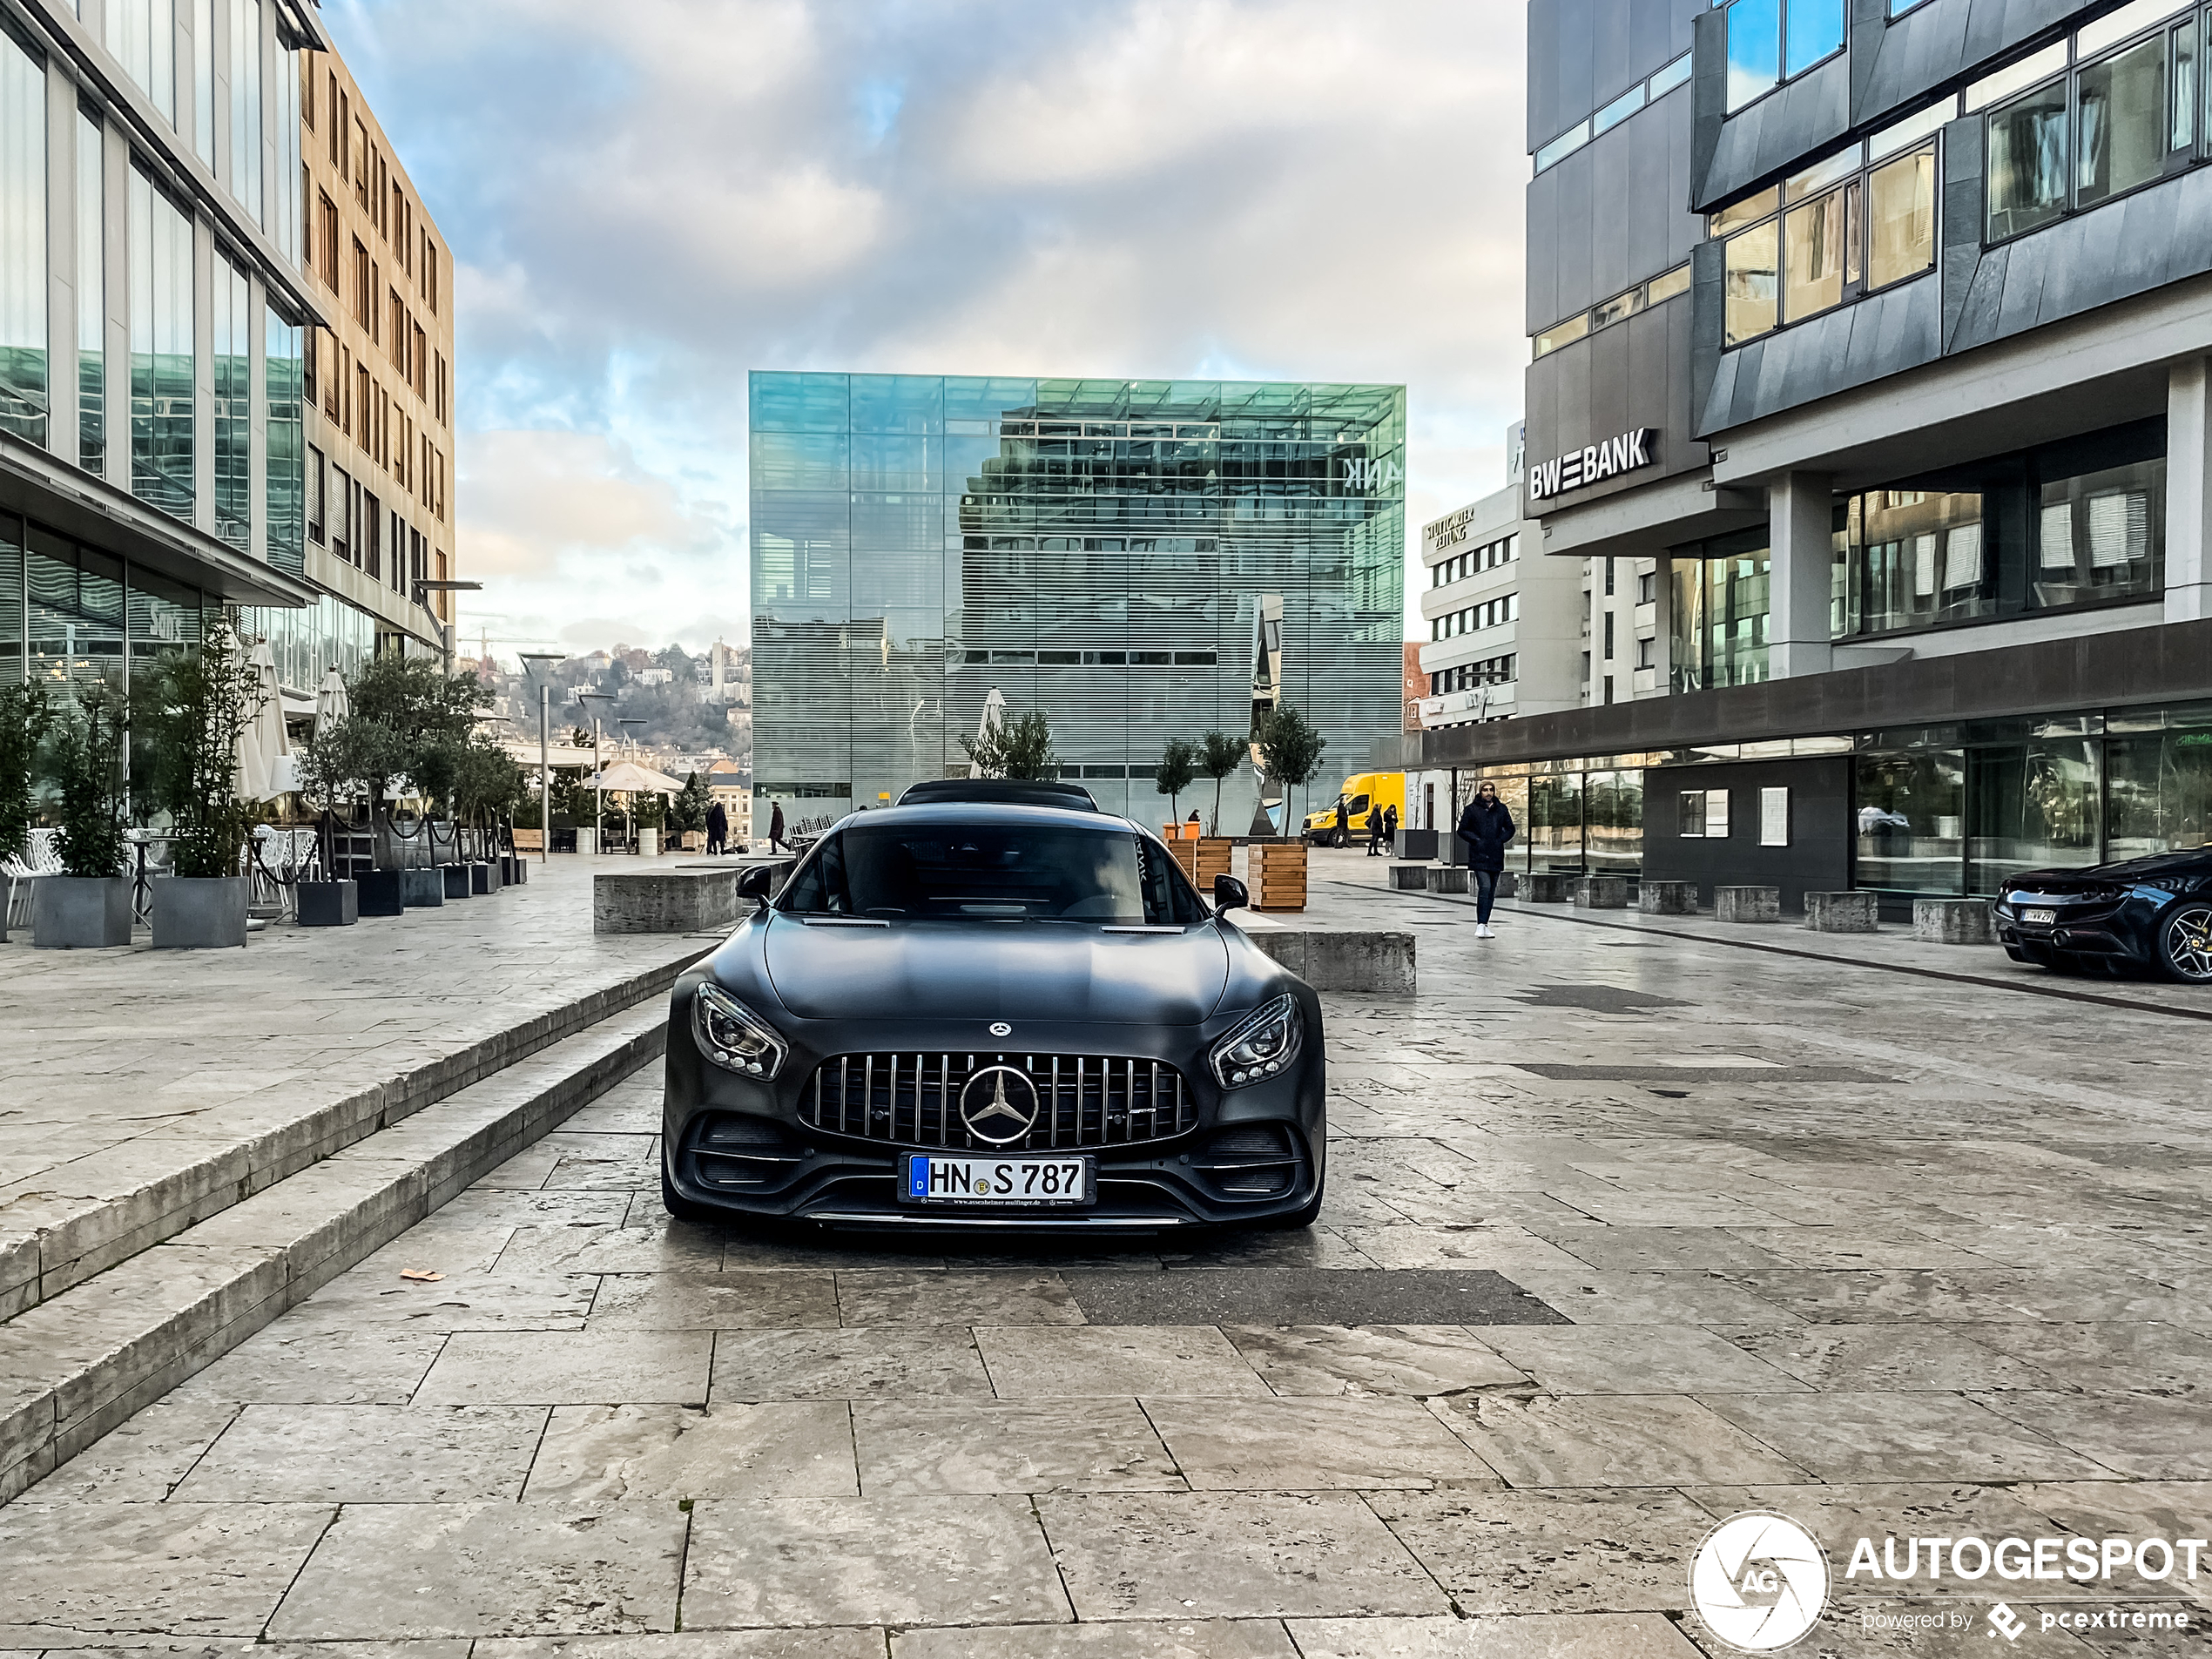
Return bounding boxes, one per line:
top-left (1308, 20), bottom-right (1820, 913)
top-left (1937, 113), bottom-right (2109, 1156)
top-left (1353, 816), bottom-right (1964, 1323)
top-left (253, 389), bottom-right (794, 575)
top-left (519, 652), bottom-right (563, 865)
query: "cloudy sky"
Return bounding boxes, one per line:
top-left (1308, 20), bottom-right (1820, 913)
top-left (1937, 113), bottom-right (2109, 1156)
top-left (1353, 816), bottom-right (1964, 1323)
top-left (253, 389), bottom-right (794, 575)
top-left (327, 0), bottom-right (1529, 662)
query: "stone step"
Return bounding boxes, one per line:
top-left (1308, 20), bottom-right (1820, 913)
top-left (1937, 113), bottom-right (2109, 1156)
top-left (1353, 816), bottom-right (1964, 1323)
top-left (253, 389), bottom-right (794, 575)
top-left (0, 946), bottom-right (701, 1324)
top-left (0, 997), bottom-right (672, 1504)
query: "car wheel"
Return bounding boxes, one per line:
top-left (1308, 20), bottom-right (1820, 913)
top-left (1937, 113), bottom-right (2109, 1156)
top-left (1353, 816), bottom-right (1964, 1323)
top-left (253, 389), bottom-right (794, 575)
top-left (2156, 901), bottom-right (2212, 984)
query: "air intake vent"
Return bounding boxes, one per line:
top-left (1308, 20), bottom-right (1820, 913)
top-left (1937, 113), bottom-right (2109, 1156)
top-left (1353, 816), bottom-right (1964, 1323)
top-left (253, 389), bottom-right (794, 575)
top-left (1192, 1123), bottom-right (1302, 1200)
top-left (800, 1052), bottom-right (1195, 1151)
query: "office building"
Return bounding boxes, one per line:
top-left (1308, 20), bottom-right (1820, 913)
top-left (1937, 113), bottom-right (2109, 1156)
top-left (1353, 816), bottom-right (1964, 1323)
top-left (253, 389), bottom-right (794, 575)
top-left (3, 0), bottom-right (323, 697)
top-left (245, 35), bottom-right (454, 695)
top-left (1414, 0), bottom-right (2212, 907)
top-left (748, 373), bottom-right (1407, 827)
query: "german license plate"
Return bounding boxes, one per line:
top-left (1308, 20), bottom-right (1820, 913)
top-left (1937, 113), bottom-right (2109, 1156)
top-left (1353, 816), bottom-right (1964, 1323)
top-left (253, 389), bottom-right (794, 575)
top-left (904, 1154), bottom-right (1094, 1206)
top-left (2022, 907), bottom-right (2057, 925)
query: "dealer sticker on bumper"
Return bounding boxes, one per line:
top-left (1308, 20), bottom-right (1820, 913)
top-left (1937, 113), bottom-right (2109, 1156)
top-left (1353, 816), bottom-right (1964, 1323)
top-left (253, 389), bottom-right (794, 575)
top-left (904, 1154), bottom-right (1095, 1206)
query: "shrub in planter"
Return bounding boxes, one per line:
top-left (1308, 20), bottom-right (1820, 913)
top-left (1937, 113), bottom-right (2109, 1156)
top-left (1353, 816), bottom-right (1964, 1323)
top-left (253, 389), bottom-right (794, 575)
top-left (298, 711), bottom-right (403, 921)
top-left (136, 617), bottom-right (260, 948)
top-left (35, 681), bottom-right (132, 948)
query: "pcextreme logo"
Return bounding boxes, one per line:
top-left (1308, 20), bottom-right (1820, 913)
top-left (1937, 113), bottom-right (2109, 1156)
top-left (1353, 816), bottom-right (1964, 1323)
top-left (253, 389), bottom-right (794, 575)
top-left (1690, 1511), bottom-right (1831, 1651)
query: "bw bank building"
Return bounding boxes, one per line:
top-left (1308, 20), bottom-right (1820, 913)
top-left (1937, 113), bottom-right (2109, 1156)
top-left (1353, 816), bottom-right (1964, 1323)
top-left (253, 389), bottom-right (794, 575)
top-left (1419, 0), bottom-right (2212, 912)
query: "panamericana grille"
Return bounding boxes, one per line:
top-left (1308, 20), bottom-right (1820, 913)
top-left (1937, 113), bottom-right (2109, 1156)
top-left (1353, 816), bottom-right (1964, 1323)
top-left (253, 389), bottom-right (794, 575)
top-left (800, 1053), bottom-right (1196, 1150)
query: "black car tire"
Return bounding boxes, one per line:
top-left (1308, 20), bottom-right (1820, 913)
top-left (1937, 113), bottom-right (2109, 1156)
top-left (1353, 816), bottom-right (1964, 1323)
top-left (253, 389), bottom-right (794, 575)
top-left (2155, 901), bottom-right (2212, 984)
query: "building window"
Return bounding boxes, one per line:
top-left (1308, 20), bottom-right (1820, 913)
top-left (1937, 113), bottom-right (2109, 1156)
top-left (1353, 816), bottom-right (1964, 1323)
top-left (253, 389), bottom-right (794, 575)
top-left (1637, 570), bottom-right (1656, 604)
top-left (212, 256), bottom-right (251, 551)
top-left (1718, 138), bottom-right (1936, 345)
top-left (1669, 543), bottom-right (1771, 691)
top-left (192, 0), bottom-right (212, 165)
top-left (129, 167), bottom-right (194, 519)
top-left (1603, 611), bottom-right (1616, 659)
top-left (1534, 313), bottom-right (1588, 358)
top-left (1724, 0), bottom-right (1844, 112)
top-left (2076, 31), bottom-right (2166, 208)
top-left (2, 30), bottom-right (47, 449)
top-left (1847, 490), bottom-right (1990, 635)
top-left (1636, 634), bottom-right (1656, 669)
top-left (1533, 261), bottom-right (1691, 359)
top-left (307, 442), bottom-right (326, 543)
top-left (108, 0), bottom-right (177, 126)
top-left (228, 0), bottom-right (263, 226)
top-left (77, 108), bottom-right (103, 473)
top-left (1604, 556), bottom-right (1615, 596)
top-left (266, 306), bottom-right (304, 574)
top-left (2037, 457), bottom-right (2164, 608)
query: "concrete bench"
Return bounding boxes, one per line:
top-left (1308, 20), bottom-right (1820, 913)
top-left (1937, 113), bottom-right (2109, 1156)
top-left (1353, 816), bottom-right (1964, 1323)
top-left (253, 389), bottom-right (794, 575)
top-left (595, 867), bottom-right (748, 934)
top-left (1426, 867), bottom-right (1470, 894)
top-left (1247, 929), bottom-right (1414, 994)
top-left (1388, 863), bottom-right (1430, 892)
top-left (1640, 880), bottom-right (1697, 914)
top-left (1715, 885), bottom-right (1780, 923)
top-left (1574, 876), bottom-right (1629, 909)
top-left (1804, 890), bottom-right (1879, 933)
top-left (1523, 873), bottom-right (1575, 903)
top-left (1914, 897), bottom-right (1994, 945)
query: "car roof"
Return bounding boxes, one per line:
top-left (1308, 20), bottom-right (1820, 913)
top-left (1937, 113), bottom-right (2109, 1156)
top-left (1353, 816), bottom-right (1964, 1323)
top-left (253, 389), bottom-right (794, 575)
top-left (894, 779), bottom-right (1100, 810)
top-left (842, 801), bottom-right (1136, 833)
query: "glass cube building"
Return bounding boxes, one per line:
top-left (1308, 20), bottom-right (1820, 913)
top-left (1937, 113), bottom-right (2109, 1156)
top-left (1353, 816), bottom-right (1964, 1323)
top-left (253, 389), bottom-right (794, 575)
top-left (749, 373), bottom-right (1407, 826)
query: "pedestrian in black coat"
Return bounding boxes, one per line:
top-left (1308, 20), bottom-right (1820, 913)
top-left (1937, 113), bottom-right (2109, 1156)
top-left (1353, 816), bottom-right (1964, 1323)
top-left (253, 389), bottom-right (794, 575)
top-left (1455, 782), bottom-right (1516, 937)
top-left (705, 799), bottom-right (728, 855)
top-left (1365, 806), bottom-right (1386, 856)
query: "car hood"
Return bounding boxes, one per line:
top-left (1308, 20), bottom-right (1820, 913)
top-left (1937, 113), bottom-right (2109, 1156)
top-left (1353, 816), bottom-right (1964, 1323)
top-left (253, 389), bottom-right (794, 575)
top-left (2009, 852), bottom-right (2212, 893)
top-left (758, 915), bottom-right (1231, 1024)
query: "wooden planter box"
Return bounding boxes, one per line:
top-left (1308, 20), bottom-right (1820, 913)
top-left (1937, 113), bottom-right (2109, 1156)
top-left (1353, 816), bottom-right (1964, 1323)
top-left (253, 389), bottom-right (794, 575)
top-left (1251, 840), bottom-right (1308, 912)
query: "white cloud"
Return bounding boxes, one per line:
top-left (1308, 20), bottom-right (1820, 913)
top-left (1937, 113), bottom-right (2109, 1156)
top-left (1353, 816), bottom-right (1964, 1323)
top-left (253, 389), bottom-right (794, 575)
top-left (334, 0), bottom-right (1529, 658)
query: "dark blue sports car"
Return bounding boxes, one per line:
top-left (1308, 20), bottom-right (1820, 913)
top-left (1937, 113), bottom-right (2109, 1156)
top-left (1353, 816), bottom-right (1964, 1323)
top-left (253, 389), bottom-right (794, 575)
top-left (659, 801), bottom-right (1326, 1232)
top-left (1993, 851), bottom-right (2212, 984)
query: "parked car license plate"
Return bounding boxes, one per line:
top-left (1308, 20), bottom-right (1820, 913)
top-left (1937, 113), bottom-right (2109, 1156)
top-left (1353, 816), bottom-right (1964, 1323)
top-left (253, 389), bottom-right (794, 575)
top-left (904, 1154), bottom-right (1094, 1206)
top-left (2021, 907), bottom-right (2057, 925)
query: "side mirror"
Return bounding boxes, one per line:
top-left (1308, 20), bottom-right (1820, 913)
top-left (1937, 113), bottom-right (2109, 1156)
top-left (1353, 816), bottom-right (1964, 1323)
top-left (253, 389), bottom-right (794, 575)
top-left (1213, 873), bottom-right (1249, 913)
top-left (738, 865), bottom-right (774, 907)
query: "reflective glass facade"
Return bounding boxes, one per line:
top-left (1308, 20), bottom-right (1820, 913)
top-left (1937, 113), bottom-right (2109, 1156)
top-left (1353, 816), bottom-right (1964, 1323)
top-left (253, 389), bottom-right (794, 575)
top-left (1, 25), bottom-right (47, 448)
top-left (750, 374), bottom-right (1407, 823)
top-left (130, 166), bottom-right (195, 517)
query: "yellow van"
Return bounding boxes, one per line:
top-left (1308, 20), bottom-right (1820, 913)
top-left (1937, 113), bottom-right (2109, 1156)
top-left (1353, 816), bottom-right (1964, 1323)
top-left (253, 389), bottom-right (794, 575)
top-left (1302, 772), bottom-right (1406, 846)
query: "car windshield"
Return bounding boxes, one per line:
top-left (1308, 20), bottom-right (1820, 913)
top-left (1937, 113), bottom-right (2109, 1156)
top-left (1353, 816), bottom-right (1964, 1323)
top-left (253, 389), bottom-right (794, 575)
top-left (779, 821), bottom-right (1208, 924)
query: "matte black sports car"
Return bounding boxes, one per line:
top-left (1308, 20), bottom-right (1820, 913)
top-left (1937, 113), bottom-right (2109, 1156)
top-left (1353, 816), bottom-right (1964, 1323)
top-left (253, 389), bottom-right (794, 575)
top-left (1993, 851), bottom-right (2212, 983)
top-left (659, 802), bottom-right (1325, 1231)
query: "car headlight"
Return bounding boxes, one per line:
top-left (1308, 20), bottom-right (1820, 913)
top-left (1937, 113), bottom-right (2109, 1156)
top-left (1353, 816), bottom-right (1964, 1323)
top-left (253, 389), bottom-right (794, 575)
top-left (1209, 993), bottom-right (1302, 1088)
top-left (692, 983), bottom-right (788, 1079)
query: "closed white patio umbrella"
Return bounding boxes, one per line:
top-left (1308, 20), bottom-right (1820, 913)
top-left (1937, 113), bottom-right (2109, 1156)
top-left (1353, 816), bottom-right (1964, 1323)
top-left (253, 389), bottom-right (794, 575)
top-left (968, 685), bottom-right (1007, 779)
top-left (237, 639), bottom-right (292, 801)
top-left (315, 665), bottom-right (349, 726)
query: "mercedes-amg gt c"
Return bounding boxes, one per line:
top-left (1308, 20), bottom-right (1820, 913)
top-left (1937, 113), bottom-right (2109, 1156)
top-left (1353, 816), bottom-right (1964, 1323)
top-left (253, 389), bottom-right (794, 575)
top-left (659, 801), bottom-right (1325, 1231)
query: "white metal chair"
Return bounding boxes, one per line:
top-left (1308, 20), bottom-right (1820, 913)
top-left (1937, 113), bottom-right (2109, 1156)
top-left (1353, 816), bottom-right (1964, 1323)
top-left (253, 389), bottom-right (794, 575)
top-left (2, 828), bottom-right (64, 943)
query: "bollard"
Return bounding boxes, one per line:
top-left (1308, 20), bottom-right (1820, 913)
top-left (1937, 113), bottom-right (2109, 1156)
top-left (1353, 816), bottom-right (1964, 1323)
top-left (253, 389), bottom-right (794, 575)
top-left (1573, 876), bottom-right (1629, 909)
top-left (1804, 891), bottom-right (1880, 933)
top-left (1914, 897), bottom-right (1994, 945)
top-left (1715, 885), bottom-right (1780, 923)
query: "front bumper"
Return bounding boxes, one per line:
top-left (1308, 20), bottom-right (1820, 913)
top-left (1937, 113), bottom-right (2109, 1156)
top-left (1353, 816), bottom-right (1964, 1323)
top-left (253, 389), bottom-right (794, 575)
top-left (1993, 895), bottom-right (2147, 965)
top-left (659, 976), bottom-right (1326, 1232)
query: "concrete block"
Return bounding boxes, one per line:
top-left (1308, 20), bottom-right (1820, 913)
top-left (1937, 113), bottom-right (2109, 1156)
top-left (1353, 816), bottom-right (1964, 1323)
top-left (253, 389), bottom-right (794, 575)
top-left (471, 861), bottom-right (500, 894)
top-left (1246, 929), bottom-right (1414, 993)
top-left (1393, 828), bottom-right (1438, 860)
top-left (400, 867), bottom-right (445, 908)
top-left (1388, 863), bottom-right (1429, 891)
top-left (297, 880), bottom-right (358, 927)
top-left (1573, 876), bottom-right (1629, 909)
top-left (1496, 873), bottom-right (1518, 899)
top-left (1640, 880), bottom-right (1698, 914)
top-left (1804, 890), bottom-right (1880, 933)
top-left (440, 864), bottom-right (471, 900)
top-left (1426, 866), bottom-right (1470, 894)
top-left (1716, 885), bottom-right (1781, 923)
top-left (595, 867), bottom-right (746, 934)
top-left (1524, 873), bottom-right (1575, 903)
top-left (1914, 897), bottom-right (1995, 945)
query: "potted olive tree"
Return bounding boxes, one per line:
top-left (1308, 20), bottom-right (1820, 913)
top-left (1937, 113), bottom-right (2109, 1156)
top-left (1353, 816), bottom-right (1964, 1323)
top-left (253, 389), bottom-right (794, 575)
top-left (453, 732), bottom-right (523, 892)
top-left (33, 682), bottom-right (131, 948)
top-left (673, 771), bottom-right (709, 852)
top-left (635, 791), bottom-right (666, 857)
top-left (1251, 703), bottom-right (1326, 912)
top-left (0, 680), bottom-right (51, 944)
top-left (138, 618), bottom-right (262, 948)
top-left (347, 656), bottom-right (489, 907)
top-left (297, 714), bottom-right (407, 916)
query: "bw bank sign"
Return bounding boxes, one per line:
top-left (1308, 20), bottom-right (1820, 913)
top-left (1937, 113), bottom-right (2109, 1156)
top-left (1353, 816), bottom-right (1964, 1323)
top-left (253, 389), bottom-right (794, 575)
top-left (1527, 428), bottom-right (1657, 502)
top-left (1342, 456), bottom-right (1403, 493)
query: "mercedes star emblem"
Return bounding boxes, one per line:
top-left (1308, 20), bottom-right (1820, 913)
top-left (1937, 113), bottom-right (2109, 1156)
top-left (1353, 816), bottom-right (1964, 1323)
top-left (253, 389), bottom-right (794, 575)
top-left (960, 1064), bottom-right (1040, 1145)
top-left (988, 1022), bottom-right (1013, 1037)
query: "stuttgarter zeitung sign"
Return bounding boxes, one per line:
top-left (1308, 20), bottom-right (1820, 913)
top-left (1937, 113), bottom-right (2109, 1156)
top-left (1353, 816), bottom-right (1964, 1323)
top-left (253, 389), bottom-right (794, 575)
top-left (1526, 427), bottom-right (1658, 501)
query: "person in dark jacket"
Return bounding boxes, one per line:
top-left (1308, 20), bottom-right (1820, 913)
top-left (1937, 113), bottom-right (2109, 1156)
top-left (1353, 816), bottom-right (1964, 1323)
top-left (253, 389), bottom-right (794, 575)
top-left (705, 799), bottom-right (728, 855)
top-left (769, 799), bottom-right (789, 853)
top-left (1455, 781), bottom-right (1515, 937)
top-left (1334, 799), bottom-right (1350, 847)
top-left (1365, 806), bottom-right (1385, 856)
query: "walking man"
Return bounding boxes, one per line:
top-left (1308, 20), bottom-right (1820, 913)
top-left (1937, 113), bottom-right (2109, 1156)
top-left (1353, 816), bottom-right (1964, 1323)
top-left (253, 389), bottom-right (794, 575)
top-left (1334, 798), bottom-right (1350, 847)
top-left (769, 799), bottom-right (789, 853)
top-left (705, 799), bottom-right (728, 856)
top-left (1455, 781), bottom-right (1516, 938)
top-left (1365, 805), bottom-right (1386, 856)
